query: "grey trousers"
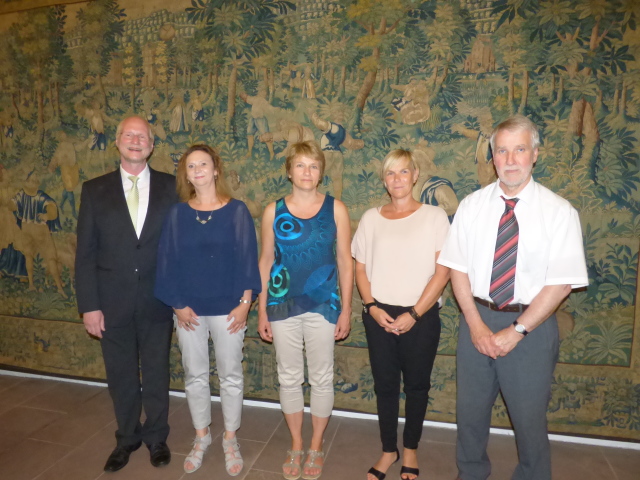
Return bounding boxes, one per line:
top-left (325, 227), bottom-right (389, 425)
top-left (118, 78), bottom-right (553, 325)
top-left (456, 303), bottom-right (559, 480)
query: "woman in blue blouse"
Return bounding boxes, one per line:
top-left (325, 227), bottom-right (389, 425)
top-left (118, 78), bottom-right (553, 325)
top-left (258, 141), bottom-right (353, 480)
top-left (155, 144), bottom-right (260, 476)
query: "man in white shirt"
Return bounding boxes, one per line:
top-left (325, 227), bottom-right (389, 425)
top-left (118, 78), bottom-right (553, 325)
top-left (437, 115), bottom-right (588, 480)
top-left (75, 116), bottom-right (178, 472)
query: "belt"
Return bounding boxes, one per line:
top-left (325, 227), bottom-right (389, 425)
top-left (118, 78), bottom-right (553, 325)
top-left (474, 297), bottom-right (529, 313)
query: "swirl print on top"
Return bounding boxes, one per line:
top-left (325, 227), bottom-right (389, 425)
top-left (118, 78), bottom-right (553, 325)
top-left (267, 195), bottom-right (341, 323)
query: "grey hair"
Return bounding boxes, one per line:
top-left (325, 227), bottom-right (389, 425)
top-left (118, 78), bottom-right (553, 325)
top-left (490, 114), bottom-right (540, 152)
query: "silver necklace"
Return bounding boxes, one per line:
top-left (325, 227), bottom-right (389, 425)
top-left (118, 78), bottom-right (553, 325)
top-left (195, 210), bottom-right (213, 224)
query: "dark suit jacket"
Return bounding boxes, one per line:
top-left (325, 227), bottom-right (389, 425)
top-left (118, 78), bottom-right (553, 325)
top-left (75, 167), bottom-right (178, 327)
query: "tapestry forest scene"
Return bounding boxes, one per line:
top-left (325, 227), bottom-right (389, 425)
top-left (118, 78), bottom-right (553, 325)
top-left (0, 0), bottom-right (638, 439)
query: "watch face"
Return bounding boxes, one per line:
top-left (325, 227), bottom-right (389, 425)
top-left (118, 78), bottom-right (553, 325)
top-left (515, 324), bottom-right (525, 334)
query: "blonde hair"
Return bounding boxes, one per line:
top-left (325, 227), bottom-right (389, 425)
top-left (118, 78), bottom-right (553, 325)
top-left (380, 149), bottom-right (419, 181)
top-left (115, 115), bottom-right (154, 142)
top-left (490, 114), bottom-right (540, 151)
top-left (285, 141), bottom-right (326, 179)
top-left (176, 144), bottom-right (232, 203)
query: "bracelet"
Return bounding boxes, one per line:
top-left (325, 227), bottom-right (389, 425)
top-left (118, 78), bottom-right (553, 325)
top-left (239, 298), bottom-right (251, 304)
top-left (409, 307), bottom-right (421, 321)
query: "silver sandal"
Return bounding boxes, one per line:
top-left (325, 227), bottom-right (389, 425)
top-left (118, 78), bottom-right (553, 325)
top-left (184, 430), bottom-right (212, 473)
top-left (302, 449), bottom-right (324, 480)
top-left (222, 436), bottom-right (244, 476)
top-left (283, 449), bottom-right (305, 480)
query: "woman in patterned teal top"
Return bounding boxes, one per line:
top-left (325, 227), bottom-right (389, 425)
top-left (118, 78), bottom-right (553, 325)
top-left (266, 194), bottom-right (341, 322)
top-left (258, 141), bottom-right (353, 480)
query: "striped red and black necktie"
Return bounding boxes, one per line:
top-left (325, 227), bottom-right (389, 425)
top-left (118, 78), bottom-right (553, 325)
top-left (489, 197), bottom-right (519, 309)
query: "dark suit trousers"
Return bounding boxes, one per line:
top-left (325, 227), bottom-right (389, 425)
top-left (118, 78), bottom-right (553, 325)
top-left (364, 302), bottom-right (441, 452)
top-left (101, 305), bottom-right (173, 447)
top-left (456, 303), bottom-right (559, 480)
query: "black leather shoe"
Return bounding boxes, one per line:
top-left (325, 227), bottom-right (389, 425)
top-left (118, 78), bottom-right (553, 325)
top-left (104, 441), bottom-right (142, 472)
top-left (148, 441), bottom-right (171, 467)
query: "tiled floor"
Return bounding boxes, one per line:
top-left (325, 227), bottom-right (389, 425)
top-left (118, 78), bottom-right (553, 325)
top-left (0, 373), bottom-right (637, 480)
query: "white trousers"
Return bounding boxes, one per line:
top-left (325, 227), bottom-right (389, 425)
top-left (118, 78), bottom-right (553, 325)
top-left (176, 315), bottom-right (245, 432)
top-left (271, 312), bottom-right (336, 418)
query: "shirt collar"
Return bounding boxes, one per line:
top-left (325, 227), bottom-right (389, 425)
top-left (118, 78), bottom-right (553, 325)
top-left (120, 163), bottom-right (150, 184)
top-left (490, 177), bottom-right (535, 205)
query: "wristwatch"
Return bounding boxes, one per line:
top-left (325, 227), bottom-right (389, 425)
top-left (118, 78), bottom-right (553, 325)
top-left (363, 301), bottom-right (377, 314)
top-left (513, 320), bottom-right (528, 336)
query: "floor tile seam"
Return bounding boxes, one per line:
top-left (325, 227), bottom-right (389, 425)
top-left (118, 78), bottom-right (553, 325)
top-left (77, 420), bottom-right (116, 449)
top-left (236, 418), bottom-right (284, 442)
top-left (245, 416), bottom-right (284, 474)
top-left (599, 446), bottom-right (621, 480)
top-left (247, 466), bottom-right (286, 474)
top-left (27, 436), bottom-right (78, 448)
top-left (168, 400), bottom-right (189, 418)
top-left (424, 439), bottom-right (456, 446)
top-left (251, 424), bottom-right (282, 458)
top-left (322, 417), bottom-right (341, 459)
top-left (15, 404), bottom-right (71, 415)
top-left (30, 443), bottom-right (80, 480)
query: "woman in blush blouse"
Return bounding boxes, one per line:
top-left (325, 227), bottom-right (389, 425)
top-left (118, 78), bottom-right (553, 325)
top-left (352, 149), bottom-right (450, 480)
top-left (155, 144), bottom-right (261, 476)
top-left (257, 141), bottom-right (353, 480)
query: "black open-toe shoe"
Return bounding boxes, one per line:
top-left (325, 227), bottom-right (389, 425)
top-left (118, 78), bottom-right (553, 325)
top-left (367, 449), bottom-right (400, 480)
top-left (400, 465), bottom-right (419, 480)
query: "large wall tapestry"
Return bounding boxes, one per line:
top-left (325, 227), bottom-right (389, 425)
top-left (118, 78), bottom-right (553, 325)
top-left (0, 0), bottom-right (638, 440)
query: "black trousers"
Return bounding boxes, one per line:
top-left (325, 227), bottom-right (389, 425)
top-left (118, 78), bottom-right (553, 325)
top-left (363, 302), bottom-right (441, 452)
top-left (101, 306), bottom-right (173, 447)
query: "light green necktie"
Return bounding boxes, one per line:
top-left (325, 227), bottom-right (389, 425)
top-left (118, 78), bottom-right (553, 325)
top-left (126, 175), bottom-right (139, 230)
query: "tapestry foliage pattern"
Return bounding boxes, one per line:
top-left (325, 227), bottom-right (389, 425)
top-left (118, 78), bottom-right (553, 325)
top-left (0, 0), bottom-right (638, 439)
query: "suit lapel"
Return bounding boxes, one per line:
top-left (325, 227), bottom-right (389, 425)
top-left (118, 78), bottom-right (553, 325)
top-left (139, 168), bottom-right (161, 243)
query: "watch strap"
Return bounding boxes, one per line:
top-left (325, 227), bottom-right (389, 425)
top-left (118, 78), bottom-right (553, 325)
top-left (513, 320), bottom-right (528, 336)
top-left (363, 301), bottom-right (376, 313)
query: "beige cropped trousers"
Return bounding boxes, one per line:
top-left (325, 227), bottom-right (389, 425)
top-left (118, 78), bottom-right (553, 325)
top-left (270, 312), bottom-right (336, 418)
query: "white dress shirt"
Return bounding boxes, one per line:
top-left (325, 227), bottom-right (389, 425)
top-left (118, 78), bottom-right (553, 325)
top-left (120, 164), bottom-right (150, 238)
top-left (437, 179), bottom-right (588, 304)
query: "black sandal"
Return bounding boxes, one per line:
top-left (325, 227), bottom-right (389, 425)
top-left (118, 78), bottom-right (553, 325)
top-left (367, 450), bottom-right (400, 480)
top-left (400, 465), bottom-right (419, 480)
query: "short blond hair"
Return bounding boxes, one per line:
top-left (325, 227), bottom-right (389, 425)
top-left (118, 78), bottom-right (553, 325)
top-left (285, 141), bottom-right (326, 179)
top-left (380, 149), bottom-right (418, 181)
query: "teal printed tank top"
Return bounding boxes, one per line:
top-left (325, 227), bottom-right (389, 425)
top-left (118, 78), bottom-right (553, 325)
top-left (266, 195), bottom-right (341, 323)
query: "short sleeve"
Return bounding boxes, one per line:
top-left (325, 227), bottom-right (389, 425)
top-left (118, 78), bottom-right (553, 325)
top-left (437, 198), bottom-right (469, 273)
top-left (351, 209), bottom-right (371, 263)
top-left (545, 205), bottom-right (588, 288)
top-left (432, 207), bottom-right (451, 252)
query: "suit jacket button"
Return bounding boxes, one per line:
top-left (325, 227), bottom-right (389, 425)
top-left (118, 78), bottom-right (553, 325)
top-left (136, 245), bottom-right (141, 249)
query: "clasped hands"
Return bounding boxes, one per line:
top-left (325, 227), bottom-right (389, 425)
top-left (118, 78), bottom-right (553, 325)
top-left (371, 307), bottom-right (415, 336)
top-left (471, 323), bottom-right (523, 359)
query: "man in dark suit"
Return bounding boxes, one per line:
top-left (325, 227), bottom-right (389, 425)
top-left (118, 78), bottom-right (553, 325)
top-left (75, 115), bottom-right (178, 472)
